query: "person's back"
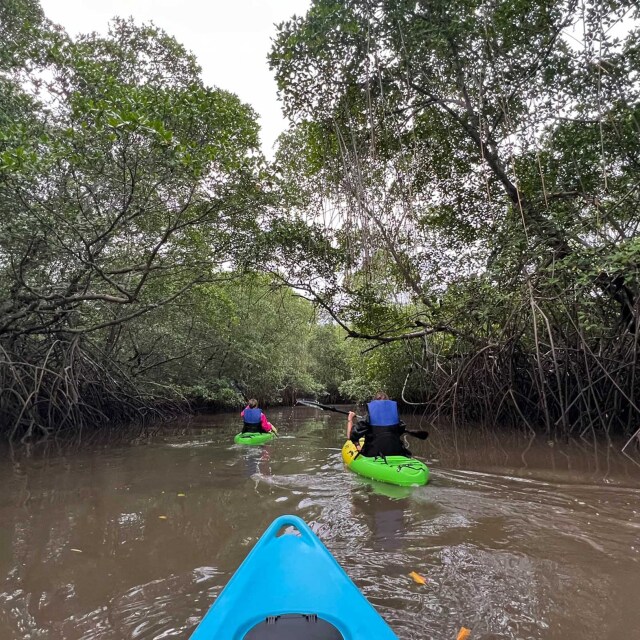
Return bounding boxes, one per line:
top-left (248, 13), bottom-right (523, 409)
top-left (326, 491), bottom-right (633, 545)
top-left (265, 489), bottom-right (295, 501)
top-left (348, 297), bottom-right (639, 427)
top-left (241, 399), bottom-right (273, 434)
top-left (348, 393), bottom-right (410, 457)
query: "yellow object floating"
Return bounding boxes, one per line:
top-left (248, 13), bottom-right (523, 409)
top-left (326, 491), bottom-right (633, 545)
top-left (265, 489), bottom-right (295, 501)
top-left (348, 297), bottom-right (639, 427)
top-left (177, 493), bottom-right (186, 497)
top-left (408, 571), bottom-right (427, 585)
top-left (158, 515), bottom-right (168, 520)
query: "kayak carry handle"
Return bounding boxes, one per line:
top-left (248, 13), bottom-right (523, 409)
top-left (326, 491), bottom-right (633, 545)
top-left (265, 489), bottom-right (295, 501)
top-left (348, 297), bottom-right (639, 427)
top-left (263, 514), bottom-right (324, 550)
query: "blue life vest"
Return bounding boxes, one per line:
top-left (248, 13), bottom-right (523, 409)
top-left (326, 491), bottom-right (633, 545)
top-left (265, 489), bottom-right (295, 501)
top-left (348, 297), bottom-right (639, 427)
top-left (243, 408), bottom-right (262, 424)
top-left (367, 400), bottom-right (400, 427)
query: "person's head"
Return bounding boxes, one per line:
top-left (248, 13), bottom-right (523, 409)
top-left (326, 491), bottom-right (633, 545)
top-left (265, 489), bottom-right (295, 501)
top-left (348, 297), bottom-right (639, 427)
top-left (373, 391), bottom-right (389, 401)
top-left (248, 398), bottom-right (258, 408)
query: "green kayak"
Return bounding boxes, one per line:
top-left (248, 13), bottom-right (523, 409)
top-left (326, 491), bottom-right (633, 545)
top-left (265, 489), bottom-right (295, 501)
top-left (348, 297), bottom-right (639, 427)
top-left (342, 440), bottom-right (429, 487)
top-left (234, 431), bottom-right (275, 445)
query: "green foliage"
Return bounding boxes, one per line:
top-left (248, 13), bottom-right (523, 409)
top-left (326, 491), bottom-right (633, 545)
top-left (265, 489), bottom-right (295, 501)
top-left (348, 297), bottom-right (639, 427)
top-left (269, 0), bottom-right (640, 434)
top-left (1, 14), bottom-right (265, 342)
top-left (0, 4), bottom-right (278, 439)
top-left (307, 324), bottom-right (352, 401)
top-left (0, 1), bottom-right (367, 441)
top-left (338, 377), bottom-right (380, 403)
top-left (179, 381), bottom-right (245, 410)
top-left (112, 273), bottom-right (350, 407)
top-left (0, 0), bottom-right (47, 70)
top-left (3, 0), bottom-right (640, 439)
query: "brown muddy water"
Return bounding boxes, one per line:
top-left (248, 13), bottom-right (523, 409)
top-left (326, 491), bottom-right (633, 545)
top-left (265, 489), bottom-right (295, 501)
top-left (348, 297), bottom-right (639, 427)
top-left (1, 406), bottom-right (639, 639)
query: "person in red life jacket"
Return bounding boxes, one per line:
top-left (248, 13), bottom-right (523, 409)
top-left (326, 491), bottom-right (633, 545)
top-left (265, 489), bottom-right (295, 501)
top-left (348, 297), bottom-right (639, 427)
top-left (241, 398), bottom-right (274, 434)
top-left (347, 392), bottom-right (411, 457)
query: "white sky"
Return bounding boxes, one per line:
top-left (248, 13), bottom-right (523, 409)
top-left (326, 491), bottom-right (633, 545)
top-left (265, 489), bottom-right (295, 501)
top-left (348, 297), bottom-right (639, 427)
top-left (39, 0), bottom-right (311, 157)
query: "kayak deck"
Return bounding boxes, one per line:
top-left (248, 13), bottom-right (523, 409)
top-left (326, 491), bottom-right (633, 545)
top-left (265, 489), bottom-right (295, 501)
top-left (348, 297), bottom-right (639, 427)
top-left (342, 440), bottom-right (429, 487)
top-left (190, 515), bottom-right (398, 639)
top-left (234, 431), bottom-right (275, 445)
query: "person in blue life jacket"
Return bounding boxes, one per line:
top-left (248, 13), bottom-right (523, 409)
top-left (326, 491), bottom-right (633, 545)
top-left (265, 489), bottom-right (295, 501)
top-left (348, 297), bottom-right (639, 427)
top-left (241, 398), bottom-right (274, 434)
top-left (347, 392), bottom-right (411, 457)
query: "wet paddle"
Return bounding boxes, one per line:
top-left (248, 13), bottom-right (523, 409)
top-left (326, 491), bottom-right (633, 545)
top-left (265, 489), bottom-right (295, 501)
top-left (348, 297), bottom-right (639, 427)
top-left (296, 399), bottom-right (429, 440)
top-left (296, 398), bottom-right (356, 416)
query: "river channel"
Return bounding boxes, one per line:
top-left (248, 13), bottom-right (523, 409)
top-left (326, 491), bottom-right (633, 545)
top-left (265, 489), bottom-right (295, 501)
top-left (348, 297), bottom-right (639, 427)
top-left (1, 406), bottom-right (639, 639)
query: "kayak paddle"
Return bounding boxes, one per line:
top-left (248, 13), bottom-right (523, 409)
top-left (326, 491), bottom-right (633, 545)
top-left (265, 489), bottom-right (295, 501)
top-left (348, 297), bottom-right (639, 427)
top-left (296, 398), bottom-right (358, 417)
top-left (296, 399), bottom-right (429, 440)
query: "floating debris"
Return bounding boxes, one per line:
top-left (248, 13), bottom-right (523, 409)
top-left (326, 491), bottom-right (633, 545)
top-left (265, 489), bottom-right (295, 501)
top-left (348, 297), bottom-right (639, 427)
top-left (408, 571), bottom-right (427, 585)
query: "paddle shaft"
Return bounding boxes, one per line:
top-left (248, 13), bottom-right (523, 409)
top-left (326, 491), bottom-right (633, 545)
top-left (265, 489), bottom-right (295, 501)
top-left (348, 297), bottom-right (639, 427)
top-left (298, 400), bottom-right (352, 416)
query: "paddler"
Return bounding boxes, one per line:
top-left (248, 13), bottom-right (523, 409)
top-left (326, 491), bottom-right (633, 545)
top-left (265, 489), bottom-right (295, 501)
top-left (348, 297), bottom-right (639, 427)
top-left (241, 399), bottom-right (275, 434)
top-left (347, 392), bottom-right (411, 457)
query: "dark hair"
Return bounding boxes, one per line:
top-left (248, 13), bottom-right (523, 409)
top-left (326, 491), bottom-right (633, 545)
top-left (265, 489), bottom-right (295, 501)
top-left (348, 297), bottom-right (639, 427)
top-left (248, 398), bottom-right (258, 408)
top-left (373, 391), bottom-right (389, 400)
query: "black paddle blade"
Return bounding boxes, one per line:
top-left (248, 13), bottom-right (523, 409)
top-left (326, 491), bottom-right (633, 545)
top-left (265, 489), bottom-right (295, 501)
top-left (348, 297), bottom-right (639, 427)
top-left (296, 399), bottom-right (323, 409)
top-left (405, 430), bottom-right (429, 440)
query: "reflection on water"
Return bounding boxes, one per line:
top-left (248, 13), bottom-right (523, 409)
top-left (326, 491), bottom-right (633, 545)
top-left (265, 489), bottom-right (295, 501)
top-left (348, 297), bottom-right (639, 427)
top-left (1, 408), bottom-right (639, 639)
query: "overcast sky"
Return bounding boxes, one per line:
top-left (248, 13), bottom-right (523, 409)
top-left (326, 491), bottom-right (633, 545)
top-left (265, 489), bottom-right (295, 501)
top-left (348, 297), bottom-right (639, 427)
top-left (39, 0), bottom-right (311, 157)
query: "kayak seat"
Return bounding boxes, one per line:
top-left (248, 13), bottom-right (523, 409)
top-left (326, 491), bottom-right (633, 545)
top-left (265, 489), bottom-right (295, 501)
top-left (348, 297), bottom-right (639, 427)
top-left (244, 613), bottom-right (344, 639)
